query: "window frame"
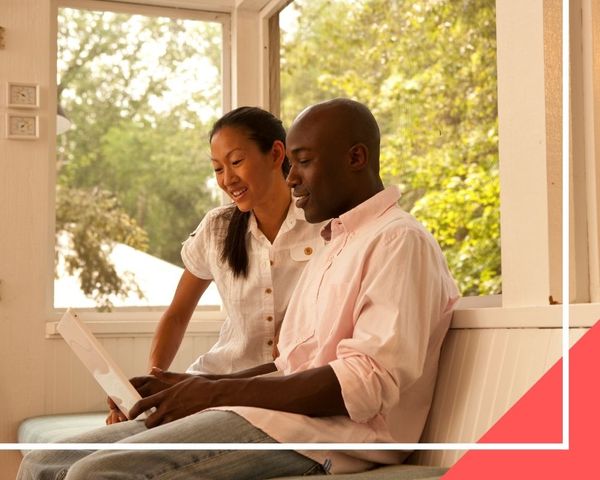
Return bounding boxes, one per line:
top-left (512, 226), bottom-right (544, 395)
top-left (46, 0), bottom-right (600, 333)
top-left (264, 0), bottom-right (595, 328)
top-left (48, 0), bottom-right (231, 321)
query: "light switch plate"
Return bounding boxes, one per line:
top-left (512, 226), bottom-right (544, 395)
top-left (6, 113), bottom-right (39, 139)
top-left (7, 82), bottom-right (39, 108)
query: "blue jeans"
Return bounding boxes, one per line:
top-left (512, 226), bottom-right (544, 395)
top-left (17, 410), bottom-right (326, 479)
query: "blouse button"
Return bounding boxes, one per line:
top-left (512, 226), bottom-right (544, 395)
top-left (270, 260), bottom-right (274, 266)
top-left (304, 246), bottom-right (313, 256)
top-left (266, 316), bottom-right (273, 322)
top-left (265, 288), bottom-right (272, 294)
top-left (267, 340), bottom-right (273, 346)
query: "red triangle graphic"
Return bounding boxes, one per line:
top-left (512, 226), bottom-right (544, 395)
top-left (443, 319), bottom-right (600, 479)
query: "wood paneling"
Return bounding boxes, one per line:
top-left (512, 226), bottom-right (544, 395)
top-left (410, 328), bottom-right (587, 467)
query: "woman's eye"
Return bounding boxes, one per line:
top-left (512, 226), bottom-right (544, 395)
top-left (231, 159), bottom-right (243, 166)
top-left (214, 168), bottom-right (223, 174)
top-left (298, 158), bottom-right (311, 165)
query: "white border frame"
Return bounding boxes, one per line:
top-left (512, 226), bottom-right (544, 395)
top-left (1, 0), bottom-right (572, 452)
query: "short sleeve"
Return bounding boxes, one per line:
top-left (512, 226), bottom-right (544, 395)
top-left (181, 207), bottom-right (227, 280)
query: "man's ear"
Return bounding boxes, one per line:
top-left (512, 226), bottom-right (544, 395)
top-left (348, 143), bottom-right (369, 171)
top-left (271, 140), bottom-right (286, 169)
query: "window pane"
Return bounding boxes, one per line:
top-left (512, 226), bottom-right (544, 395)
top-left (280, 0), bottom-right (501, 296)
top-left (55, 7), bottom-right (223, 310)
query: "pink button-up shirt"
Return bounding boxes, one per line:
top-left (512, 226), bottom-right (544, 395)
top-left (217, 186), bottom-right (459, 474)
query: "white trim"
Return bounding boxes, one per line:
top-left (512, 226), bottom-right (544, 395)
top-left (257, 0), bottom-right (289, 110)
top-left (454, 294), bottom-right (502, 309)
top-left (230, 8), bottom-right (261, 106)
top-left (59, 0), bottom-right (230, 21)
top-left (0, 442), bottom-right (570, 451)
top-left (581, 0), bottom-right (600, 301)
top-left (45, 317), bottom-right (225, 338)
top-left (101, 1), bottom-right (234, 12)
top-left (562, 0), bottom-right (572, 448)
top-left (496, 0), bottom-right (551, 307)
top-left (570, 0), bottom-right (591, 303)
top-left (453, 303), bottom-right (595, 329)
top-left (221, 12), bottom-right (232, 113)
top-left (44, 303), bottom-right (599, 339)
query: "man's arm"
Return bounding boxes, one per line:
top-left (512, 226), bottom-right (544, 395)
top-left (127, 362), bottom-right (277, 397)
top-left (201, 362), bottom-right (278, 380)
top-left (128, 364), bottom-right (347, 428)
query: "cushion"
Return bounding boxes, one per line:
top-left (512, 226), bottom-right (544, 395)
top-left (18, 412), bottom-right (106, 451)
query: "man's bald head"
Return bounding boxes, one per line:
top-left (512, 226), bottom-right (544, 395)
top-left (286, 98), bottom-right (385, 223)
top-left (291, 98), bottom-right (381, 173)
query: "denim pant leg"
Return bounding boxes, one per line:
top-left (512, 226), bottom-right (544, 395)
top-left (17, 418), bottom-right (148, 480)
top-left (18, 410), bottom-right (326, 480)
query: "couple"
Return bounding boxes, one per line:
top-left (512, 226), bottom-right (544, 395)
top-left (19, 99), bottom-right (459, 479)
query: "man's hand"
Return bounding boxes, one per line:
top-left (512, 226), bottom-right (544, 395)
top-left (128, 372), bottom-right (214, 428)
top-left (128, 365), bottom-right (347, 429)
top-left (105, 368), bottom-right (192, 425)
top-left (130, 368), bottom-right (191, 397)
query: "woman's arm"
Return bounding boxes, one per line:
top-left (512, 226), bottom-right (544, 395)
top-left (107, 269), bottom-right (210, 425)
top-left (148, 269), bottom-right (211, 371)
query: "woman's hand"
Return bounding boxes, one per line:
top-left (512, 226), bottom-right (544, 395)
top-left (105, 397), bottom-right (128, 425)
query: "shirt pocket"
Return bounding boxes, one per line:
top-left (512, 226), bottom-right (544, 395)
top-left (289, 239), bottom-right (320, 262)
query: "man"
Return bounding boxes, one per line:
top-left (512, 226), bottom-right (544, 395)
top-left (18, 99), bottom-right (459, 479)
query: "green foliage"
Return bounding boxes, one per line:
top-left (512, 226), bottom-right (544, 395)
top-left (56, 186), bottom-right (148, 311)
top-left (280, 0), bottom-right (500, 295)
top-left (56, 8), bottom-right (222, 308)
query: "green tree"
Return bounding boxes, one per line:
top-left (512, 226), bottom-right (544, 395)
top-left (281, 0), bottom-right (500, 295)
top-left (56, 186), bottom-right (148, 311)
top-left (56, 8), bottom-right (223, 308)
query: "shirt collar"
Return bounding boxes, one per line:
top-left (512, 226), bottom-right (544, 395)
top-left (321, 186), bottom-right (401, 241)
top-left (248, 190), bottom-right (304, 239)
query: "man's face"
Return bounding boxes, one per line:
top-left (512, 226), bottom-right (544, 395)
top-left (285, 113), bottom-right (349, 223)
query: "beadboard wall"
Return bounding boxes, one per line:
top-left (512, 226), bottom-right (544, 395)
top-left (410, 327), bottom-right (587, 467)
top-left (41, 332), bottom-right (220, 414)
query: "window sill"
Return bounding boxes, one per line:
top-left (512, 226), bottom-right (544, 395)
top-left (452, 303), bottom-right (599, 329)
top-left (45, 309), bottom-right (225, 339)
top-left (45, 303), bottom-right (599, 339)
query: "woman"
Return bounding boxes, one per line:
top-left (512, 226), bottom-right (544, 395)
top-left (107, 106), bottom-right (325, 423)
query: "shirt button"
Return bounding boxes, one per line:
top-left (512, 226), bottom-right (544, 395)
top-left (304, 246), bottom-right (313, 255)
top-left (266, 316), bottom-right (273, 322)
top-left (270, 260), bottom-right (274, 266)
top-left (265, 288), bottom-right (272, 294)
top-left (267, 340), bottom-right (273, 346)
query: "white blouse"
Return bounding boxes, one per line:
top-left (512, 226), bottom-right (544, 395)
top-left (181, 199), bottom-right (326, 374)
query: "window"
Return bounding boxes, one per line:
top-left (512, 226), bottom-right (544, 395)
top-left (278, 0), bottom-right (501, 297)
top-left (54, 2), bottom-right (227, 310)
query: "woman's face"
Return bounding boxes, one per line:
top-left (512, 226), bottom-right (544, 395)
top-left (210, 126), bottom-right (283, 212)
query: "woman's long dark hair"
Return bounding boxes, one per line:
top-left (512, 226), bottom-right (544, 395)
top-left (210, 107), bottom-right (290, 278)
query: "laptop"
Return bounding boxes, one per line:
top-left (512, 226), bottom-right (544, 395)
top-left (57, 308), bottom-right (145, 419)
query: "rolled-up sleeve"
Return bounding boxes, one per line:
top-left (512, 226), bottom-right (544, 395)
top-left (329, 227), bottom-right (446, 423)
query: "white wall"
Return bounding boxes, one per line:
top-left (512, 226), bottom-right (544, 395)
top-left (1, 0), bottom-right (55, 474)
